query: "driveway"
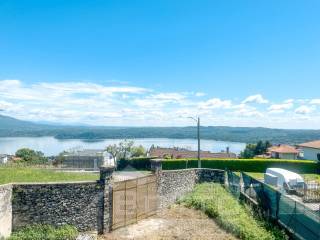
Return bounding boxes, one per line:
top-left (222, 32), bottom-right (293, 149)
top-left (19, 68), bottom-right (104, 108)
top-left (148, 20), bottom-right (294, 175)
top-left (102, 205), bottom-right (236, 240)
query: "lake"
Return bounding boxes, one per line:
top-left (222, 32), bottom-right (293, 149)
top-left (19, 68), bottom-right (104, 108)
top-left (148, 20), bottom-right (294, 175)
top-left (0, 137), bottom-right (246, 156)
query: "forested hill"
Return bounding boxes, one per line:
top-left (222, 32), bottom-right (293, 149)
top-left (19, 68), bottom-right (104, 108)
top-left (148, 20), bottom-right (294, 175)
top-left (0, 114), bottom-right (320, 144)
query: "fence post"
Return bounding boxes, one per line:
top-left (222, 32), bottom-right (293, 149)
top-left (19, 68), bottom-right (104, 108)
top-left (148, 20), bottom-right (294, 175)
top-left (275, 191), bottom-right (281, 220)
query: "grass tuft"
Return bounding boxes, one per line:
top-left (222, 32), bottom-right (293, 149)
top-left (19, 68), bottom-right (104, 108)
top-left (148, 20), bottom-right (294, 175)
top-left (180, 183), bottom-right (288, 240)
top-left (8, 224), bottom-right (78, 240)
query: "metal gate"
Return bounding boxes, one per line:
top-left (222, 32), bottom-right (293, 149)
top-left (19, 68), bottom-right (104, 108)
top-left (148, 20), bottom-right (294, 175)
top-left (112, 175), bottom-right (157, 230)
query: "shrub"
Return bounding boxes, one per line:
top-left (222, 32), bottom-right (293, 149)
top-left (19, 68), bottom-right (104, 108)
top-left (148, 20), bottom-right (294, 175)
top-left (8, 225), bottom-right (78, 240)
top-left (118, 157), bottom-right (156, 170)
top-left (180, 183), bottom-right (287, 240)
top-left (162, 158), bottom-right (317, 173)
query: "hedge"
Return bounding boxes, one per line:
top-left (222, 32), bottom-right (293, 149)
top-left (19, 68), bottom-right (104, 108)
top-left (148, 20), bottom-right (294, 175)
top-left (118, 157), bottom-right (156, 170)
top-left (162, 158), bottom-right (319, 174)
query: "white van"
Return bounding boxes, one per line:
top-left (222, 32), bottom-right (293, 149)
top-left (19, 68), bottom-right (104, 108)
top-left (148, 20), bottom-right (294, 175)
top-left (264, 168), bottom-right (305, 192)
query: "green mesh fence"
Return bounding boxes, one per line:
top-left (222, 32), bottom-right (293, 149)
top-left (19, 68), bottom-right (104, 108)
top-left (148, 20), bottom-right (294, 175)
top-left (240, 172), bottom-right (320, 239)
top-left (278, 194), bottom-right (320, 240)
top-left (242, 172), bottom-right (279, 219)
top-left (226, 170), bottom-right (241, 198)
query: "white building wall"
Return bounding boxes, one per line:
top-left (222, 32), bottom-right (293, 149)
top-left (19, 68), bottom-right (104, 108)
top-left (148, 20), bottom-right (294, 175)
top-left (301, 147), bottom-right (320, 161)
top-left (0, 156), bottom-right (8, 164)
top-left (279, 153), bottom-right (297, 160)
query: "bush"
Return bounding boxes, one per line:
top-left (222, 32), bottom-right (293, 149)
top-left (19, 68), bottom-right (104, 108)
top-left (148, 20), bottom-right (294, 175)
top-left (15, 148), bottom-right (48, 164)
top-left (162, 158), bottom-right (317, 173)
top-left (8, 225), bottom-right (78, 240)
top-left (117, 157), bottom-right (156, 170)
top-left (180, 183), bottom-right (287, 240)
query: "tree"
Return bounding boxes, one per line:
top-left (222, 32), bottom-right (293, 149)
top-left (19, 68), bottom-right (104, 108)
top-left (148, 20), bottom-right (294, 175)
top-left (240, 141), bottom-right (272, 159)
top-left (118, 140), bottom-right (134, 160)
top-left (105, 140), bottom-right (136, 168)
top-left (53, 151), bottom-right (67, 166)
top-left (131, 145), bottom-right (146, 157)
top-left (240, 144), bottom-right (256, 158)
top-left (106, 144), bottom-right (120, 160)
top-left (15, 148), bottom-right (48, 164)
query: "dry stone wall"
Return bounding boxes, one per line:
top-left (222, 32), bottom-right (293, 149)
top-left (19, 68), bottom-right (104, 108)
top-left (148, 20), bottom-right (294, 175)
top-left (12, 181), bottom-right (105, 233)
top-left (157, 168), bottom-right (225, 208)
top-left (0, 164), bottom-right (225, 238)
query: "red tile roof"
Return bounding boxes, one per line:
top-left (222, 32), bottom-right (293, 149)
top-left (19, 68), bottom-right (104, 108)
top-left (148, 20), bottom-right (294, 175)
top-left (268, 145), bottom-right (299, 154)
top-left (149, 147), bottom-right (237, 159)
top-left (298, 140), bottom-right (320, 149)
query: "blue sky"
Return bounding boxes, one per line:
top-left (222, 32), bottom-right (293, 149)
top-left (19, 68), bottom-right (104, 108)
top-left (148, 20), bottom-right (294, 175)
top-left (0, 0), bottom-right (320, 128)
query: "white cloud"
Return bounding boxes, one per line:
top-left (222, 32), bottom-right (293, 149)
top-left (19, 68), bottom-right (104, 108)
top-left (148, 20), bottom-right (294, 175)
top-left (149, 93), bottom-right (185, 101)
top-left (195, 92), bottom-right (206, 97)
top-left (295, 105), bottom-right (315, 115)
top-left (1, 79), bottom-right (320, 128)
top-left (232, 104), bottom-right (263, 118)
top-left (268, 101), bottom-right (293, 113)
top-left (310, 99), bottom-right (320, 105)
top-left (242, 94), bottom-right (269, 104)
top-left (198, 98), bottom-right (232, 109)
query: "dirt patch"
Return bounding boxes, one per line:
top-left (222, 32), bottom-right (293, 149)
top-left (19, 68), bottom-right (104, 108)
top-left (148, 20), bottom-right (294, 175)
top-left (101, 205), bottom-right (236, 240)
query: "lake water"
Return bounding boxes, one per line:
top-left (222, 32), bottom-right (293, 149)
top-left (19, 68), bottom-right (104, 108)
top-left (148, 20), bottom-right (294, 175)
top-left (0, 137), bottom-right (246, 156)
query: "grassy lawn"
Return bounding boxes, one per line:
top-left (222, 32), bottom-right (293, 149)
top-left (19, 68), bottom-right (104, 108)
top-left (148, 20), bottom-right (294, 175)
top-left (244, 172), bottom-right (320, 183)
top-left (180, 183), bottom-right (287, 240)
top-left (0, 166), bottom-right (99, 185)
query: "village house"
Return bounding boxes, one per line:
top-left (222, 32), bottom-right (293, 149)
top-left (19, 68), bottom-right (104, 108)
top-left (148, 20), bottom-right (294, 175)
top-left (297, 140), bottom-right (320, 162)
top-left (62, 149), bottom-right (114, 169)
top-left (148, 146), bottom-right (237, 159)
top-left (0, 154), bottom-right (8, 164)
top-left (268, 145), bottom-right (300, 160)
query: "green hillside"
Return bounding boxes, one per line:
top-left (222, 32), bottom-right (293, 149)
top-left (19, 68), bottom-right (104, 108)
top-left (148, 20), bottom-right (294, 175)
top-left (0, 114), bottom-right (320, 144)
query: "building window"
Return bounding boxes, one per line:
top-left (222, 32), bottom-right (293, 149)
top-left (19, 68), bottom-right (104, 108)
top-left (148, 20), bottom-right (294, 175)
top-left (317, 153), bottom-right (320, 161)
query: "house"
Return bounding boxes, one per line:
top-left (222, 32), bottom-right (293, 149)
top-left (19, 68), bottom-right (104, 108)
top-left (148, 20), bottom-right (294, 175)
top-left (62, 149), bottom-right (114, 169)
top-left (268, 145), bottom-right (299, 160)
top-left (297, 140), bottom-right (320, 162)
top-left (0, 154), bottom-right (8, 164)
top-left (148, 146), bottom-right (237, 159)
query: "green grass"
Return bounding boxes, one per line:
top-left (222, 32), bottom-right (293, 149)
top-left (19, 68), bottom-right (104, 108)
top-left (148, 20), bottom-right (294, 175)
top-left (8, 224), bottom-right (78, 240)
top-left (0, 166), bottom-right (99, 185)
top-left (180, 183), bottom-right (288, 240)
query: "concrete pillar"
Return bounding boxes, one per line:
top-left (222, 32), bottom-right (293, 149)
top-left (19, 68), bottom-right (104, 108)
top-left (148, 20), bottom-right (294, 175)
top-left (99, 166), bottom-right (115, 234)
top-left (99, 166), bottom-right (115, 184)
top-left (150, 159), bottom-right (163, 174)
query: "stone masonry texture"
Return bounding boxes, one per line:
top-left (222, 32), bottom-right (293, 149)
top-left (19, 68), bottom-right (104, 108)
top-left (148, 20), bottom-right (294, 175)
top-left (157, 168), bottom-right (225, 208)
top-left (0, 166), bottom-right (225, 237)
top-left (12, 182), bottom-right (105, 232)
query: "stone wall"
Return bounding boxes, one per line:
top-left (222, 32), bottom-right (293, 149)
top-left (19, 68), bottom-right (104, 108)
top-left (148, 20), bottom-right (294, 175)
top-left (0, 184), bottom-right (12, 239)
top-left (12, 181), bottom-right (105, 233)
top-left (195, 168), bottom-right (225, 183)
top-left (1, 164), bottom-right (225, 238)
top-left (157, 168), bottom-right (225, 208)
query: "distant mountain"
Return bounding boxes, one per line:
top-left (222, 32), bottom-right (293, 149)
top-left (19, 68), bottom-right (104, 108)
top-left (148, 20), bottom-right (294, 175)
top-left (0, 114), bottom-right (53, 130)
top-left (0, 114), bottom-right (320, 144)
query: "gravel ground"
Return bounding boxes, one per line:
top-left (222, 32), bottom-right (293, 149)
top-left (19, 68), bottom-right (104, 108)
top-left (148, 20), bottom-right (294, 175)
top-left (102, 205), bottom-right (236, 240)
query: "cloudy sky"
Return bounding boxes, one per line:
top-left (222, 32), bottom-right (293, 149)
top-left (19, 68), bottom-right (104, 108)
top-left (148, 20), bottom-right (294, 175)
top-left (1, 79), bottom-right (320, 128)
top-left (1, 1), bottom-right (320, 128)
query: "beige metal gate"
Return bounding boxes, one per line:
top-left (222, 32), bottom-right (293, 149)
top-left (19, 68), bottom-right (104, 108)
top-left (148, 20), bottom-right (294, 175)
top-left (112, 175), bottom-right (157, 230)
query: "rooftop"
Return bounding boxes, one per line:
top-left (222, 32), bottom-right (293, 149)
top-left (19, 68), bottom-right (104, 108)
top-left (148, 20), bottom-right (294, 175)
top-left (297, 140), bottom-right (320, 150)
top-left (149, 147), bottom-right (237, 159)
top-left (268, 145), bottom-right (299, 154)
top-left (63, 149), bottom-right (105, 157)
